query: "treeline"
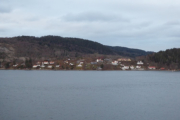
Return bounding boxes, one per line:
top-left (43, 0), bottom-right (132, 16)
top-left (148, 48), bottom-right (180, 69)
top-left (15, 35), bottom-right (113, 54)
top-left (14, 35), bottom-right (153, 57)
top-left (107, 46), bottom-right (153, 58)
top-left (0, 35), bottom-right (153, 61)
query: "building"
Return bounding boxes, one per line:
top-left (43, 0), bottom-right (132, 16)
top-left (43, 60), bottom-right (49, 65)
top-left (50, 61), bottom-right (55, 64)
top-left (33, 65), bottom-right (38, 68)
top-left (41, 64), bottom-right (45, 68)
top-left (112, 61), bottom-right (118, 65)
top-left (122, 66), bottom-right (129, 70)
top-left (77, 64), bottom-right (82, 67)
top-left (55, 65), bottom-right (60, 67)
top-left (118, 58), bottom-right (131, 61)
top-left (137, 61), bottom-right (143, 65)
top-left (160, 67), bottom-right (165, 70)
top-left (47, 65), bottom-right (52, 69)
top-left (69, 63), bottom-right (74, 66)
top-left (130, 66), bottom-right (135, 69)
top-left (96, 59), bottom-right (103, 63)
top-left (148, 66), bottom-right (156, 69)
top-left (136, 65), bottom-right (141, 69)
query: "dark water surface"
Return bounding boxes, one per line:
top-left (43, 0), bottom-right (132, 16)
top-left (0, 70), bottom-right (180, 120)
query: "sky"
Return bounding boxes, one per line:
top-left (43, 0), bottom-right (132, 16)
top-left (0, 0), bottom-right (180, 52)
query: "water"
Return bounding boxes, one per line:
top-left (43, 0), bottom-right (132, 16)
top-left (0, 70), bottom-right (180, 120)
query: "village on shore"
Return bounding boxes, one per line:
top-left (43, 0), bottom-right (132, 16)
top-left (1, 57), bottom-right (174, 71)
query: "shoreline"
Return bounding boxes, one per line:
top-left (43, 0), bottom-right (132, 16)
top-left (0, 68), bottom-right (179, 72)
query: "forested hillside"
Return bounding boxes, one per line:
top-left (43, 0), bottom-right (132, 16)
top-left (148, 48), bottom-right (180, 69)
top-left (107, 46), bottom-right (153, 58)
top-left (0, 35), bottom-right (153, 61)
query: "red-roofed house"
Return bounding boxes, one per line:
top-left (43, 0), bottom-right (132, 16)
top-left (148, 66), bottom-right (156, 70)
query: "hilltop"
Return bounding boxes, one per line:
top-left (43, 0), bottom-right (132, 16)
top-left (0, 35), bottom-right (153, 61)
top-left (147, 48), bottom-right (180, 69)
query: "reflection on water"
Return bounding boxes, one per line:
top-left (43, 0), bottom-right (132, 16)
top-left (0, 70), bottom-right (180, 120)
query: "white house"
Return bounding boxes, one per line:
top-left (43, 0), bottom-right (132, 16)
top-left (77, 64), bottom-right (82, 67)
top-left (41, 65), bottom-right (45, 68)
top-left (136, 65), bottom-right (141, 69)
top-left (137, 61), bottom-right (143, 65)
top-left (47, 65), bottom-right (52, 69)
top-left (43, 61), bottom-right (49, 65)
top-left (69, 63), bottom-right (74, 66)
top-left (55, 65), bottom-right (60, 67)
top-left (112, 61), bottom-right (118, 65)
top-left (13, 64), bottom-right (18, 67)
top-left (130, 66), bottom-right (135, 69)
top-left (122, 66), bottom-right (129, 70)
top-left (96, 59), bottom-right (103, 63)
top-left (33, 65), bottom-right (38, 68)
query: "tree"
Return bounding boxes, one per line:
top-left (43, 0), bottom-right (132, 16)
top-left (100, 64), bottom-right (104, 69)
top-left (5, 62), bottom-right (10, 69)
top-left (25, 58), bottom-right (32, 68)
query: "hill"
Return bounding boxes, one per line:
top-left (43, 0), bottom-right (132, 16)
top-left (0, 35), bottom-right (153, 61)
top-left (147, 48), bottom-right (180, 69)
top-left (107, 46), bottom-right (153, 58)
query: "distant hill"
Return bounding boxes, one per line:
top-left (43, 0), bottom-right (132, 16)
top-left (107, 46), bottom-right (153, 58)
top-left (0, 35), bottom-right (153, 61)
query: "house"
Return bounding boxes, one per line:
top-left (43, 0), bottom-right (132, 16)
top-left (64, 60), bottom-right (68, 64)
top-left (160, 67), bottom-right (165, 70)
top-left (47, 65), bottom-right (52, 69)
top-left (33, 65), bottom-right (38, 68)
top-left (130, 66), bottom-right (135, 69)
top-left (55, 65), bottom-right (60, 67)
top-left (122, 66), bottom-right (129, 70)
top-left (77, 64), bottom-right (82, 67)
top-left (13, 64), bottom-right (18, 67)
top-left (50, 61), bottom-right (55, 64)
top-left (118, 58), bottom-right (131, 61)
top-left (69, 63), bottom-right (74, 66)
top-left (112, 61), bottom-right (118, 65)
top-left (148, 66), bottom-right (156, 70)
top-left (136, 65), bottom-right (141, 69)
top-left (41, 64), bottom-right (45, 68)
top-left (43, 60), bottom-right (49, 65)
top-left (137, 61), bottom-right (143, 65)
top-left (96, 59), bottom-right (103, 63)
top-left (120, 64), bottom-right (124, 66)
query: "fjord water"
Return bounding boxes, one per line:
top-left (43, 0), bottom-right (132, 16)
top-left (0, 70), bottom-right (180, 120)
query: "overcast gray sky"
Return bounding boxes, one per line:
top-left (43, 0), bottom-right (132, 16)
top-left (0, 0), bottom-right (180, 52)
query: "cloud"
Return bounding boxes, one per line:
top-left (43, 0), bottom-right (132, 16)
top-left (0, 28), bottom-right (7, 32)
top-left (0, 0), bottom-right (180, 51)
top-left (164, 21), bottom-right (180, 26)
top-left (63, 12), bottom-right (129, 22)
top-left (0, 6), bottom-right (12, 13)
